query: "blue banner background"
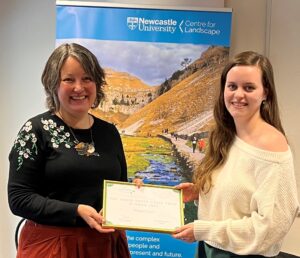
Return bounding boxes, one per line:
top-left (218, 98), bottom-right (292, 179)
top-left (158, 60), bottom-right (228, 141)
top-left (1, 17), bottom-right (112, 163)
top-left (56, 4), bottom-right (232, 258)
top-left (127, 230), bottom-right (197, 257)
top-left (57, 5), bottom-right (231, 46)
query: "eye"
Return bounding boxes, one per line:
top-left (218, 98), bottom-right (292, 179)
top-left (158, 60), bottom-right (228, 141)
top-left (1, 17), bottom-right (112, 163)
top-left (226, 83), bottom-right (237, 90)
top-left (82, 76), bottom-right (93, 82)
top-left (62, 77), bottom-right (74, 83)
top-left (244, 85), bottom-right (255, 92)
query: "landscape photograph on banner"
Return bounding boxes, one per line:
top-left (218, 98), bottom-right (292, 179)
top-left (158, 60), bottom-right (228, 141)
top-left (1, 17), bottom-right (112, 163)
top-left (56, 2), bottom-right (232, 256)
top-left (57, 38), bottom-right (230, 223)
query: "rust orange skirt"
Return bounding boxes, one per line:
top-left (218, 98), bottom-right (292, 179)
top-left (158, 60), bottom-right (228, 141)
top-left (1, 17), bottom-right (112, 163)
top-left (17, 220), bottom-right (130, 258)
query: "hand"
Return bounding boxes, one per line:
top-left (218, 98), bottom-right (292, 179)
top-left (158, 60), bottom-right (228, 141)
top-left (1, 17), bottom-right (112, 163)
top-left (172, 223), bottom-right (196, 243)
top-left (175, 182), bottom-right (198, 202)
top-left (132, 177), bottom-right (144, 188)
top-left (77, 204), bottom-right (115, 233)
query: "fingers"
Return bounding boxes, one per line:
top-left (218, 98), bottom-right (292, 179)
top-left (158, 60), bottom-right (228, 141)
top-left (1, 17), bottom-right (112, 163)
top-left (172, 233), bottom-right (195, 243)
top-left (176, 236), bottom-right (195, 243)
top-left (173, 224), bottom-right (189, 234)
top-left (92, 223), bottom-right (115, 233)
top-left (88, 215), bottom-right (115, 233)
top-left (77, 204), bottom-right (115, 233)
top-left (91, 211), bottom-right (103, 225)
top-left (172, 224), bottom-right (196, 243)
top-left (88, 213), bottom-right (115, 233)
top-left (133, 178), bottom-right (144, 188)
top-left (174, 182), bottom-right (194, 190)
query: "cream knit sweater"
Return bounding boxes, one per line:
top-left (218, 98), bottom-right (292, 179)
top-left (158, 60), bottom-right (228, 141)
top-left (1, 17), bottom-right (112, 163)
top-left (194, 136), bottom-right (299, 257)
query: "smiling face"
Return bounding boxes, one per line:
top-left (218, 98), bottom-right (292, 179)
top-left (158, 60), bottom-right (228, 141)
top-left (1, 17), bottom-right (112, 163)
top-left (224, 65), bottom-right (267, 123)
top-left (57, 56), bottom-right (96, 118)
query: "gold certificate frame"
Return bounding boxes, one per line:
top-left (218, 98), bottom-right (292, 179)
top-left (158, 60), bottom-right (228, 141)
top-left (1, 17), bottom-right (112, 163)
top-left (102, 180), bottom-right (184, 233)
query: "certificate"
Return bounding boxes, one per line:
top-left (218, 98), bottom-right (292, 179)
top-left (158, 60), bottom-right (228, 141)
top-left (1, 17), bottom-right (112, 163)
top-left (102, 180), bottom-right (184, 233)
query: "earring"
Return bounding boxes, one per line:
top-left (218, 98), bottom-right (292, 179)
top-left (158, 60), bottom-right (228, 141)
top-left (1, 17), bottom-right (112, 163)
top-left (262, 100), bottom-right (266, 105)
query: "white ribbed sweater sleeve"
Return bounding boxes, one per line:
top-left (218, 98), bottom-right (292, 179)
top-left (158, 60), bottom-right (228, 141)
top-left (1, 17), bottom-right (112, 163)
top-left (194, 137), bottom-right (299, 257)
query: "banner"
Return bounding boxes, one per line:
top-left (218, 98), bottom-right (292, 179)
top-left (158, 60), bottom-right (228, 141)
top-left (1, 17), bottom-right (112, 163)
top-left (56, 2), bottom-right (232, 257)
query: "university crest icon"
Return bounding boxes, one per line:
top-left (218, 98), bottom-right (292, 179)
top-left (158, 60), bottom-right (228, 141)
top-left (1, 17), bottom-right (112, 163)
top-left (127, 17), bottom-right (138, 30)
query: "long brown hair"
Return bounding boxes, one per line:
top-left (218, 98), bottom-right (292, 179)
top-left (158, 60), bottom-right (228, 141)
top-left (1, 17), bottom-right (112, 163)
top-left (193, 51), bottom-right (285, 193)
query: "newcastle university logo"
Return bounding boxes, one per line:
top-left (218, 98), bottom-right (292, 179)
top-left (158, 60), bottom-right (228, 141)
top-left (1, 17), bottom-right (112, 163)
top-left (127, 17), bottom-right (138, 30)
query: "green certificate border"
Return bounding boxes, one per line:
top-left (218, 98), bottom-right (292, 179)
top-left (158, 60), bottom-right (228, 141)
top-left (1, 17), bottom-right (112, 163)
top-left (102, 180), bottom-right (184, 233)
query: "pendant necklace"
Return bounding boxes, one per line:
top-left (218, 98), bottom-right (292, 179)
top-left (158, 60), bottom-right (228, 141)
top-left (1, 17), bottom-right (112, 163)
top-left (59, 111), bottom-right (100, 157)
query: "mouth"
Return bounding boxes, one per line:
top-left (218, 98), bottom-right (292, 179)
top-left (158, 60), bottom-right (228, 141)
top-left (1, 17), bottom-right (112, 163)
top-left (231, 102), bottom-right (247, 108)
top-left (70, 96), bottom-right (87, 100)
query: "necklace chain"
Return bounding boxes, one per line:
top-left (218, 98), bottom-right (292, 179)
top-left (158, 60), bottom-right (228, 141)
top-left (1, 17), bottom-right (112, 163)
top-left (58, 111), bottom-right (99, 157)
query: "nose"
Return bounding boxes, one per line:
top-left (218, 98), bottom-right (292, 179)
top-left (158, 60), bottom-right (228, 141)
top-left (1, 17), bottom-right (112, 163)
top-left (73, 81), bottom-right (84, 92)
top-left (234, 87), bottom-right (245, 99)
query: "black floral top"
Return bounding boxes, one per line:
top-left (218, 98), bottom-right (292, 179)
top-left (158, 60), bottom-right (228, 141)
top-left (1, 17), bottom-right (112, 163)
top-left (8, 111), bottom-right (127, 226)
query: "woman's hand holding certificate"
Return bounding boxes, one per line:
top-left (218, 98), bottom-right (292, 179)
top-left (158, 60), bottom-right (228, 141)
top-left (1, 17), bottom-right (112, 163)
top-left (102, 180), bottom-right (184, 233)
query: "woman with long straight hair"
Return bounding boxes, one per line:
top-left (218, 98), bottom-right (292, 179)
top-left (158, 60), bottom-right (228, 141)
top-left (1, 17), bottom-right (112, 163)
top-left (173, 51), bottom-right (299, 257)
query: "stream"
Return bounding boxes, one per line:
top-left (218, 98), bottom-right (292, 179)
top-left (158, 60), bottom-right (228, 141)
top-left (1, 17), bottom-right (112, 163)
top-left (130, 153), bottom-right (184, 186)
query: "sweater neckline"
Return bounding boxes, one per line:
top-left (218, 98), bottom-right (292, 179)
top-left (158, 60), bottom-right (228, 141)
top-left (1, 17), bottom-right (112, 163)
top-left (234, 136), bottom-right (292, 163)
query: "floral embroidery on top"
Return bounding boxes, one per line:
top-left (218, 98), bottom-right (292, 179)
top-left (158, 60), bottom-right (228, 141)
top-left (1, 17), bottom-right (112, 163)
top-left (13, 121), bottom-right (37, 171)
top-left (41, 118), bottom-right (73, 149)
top-left (14, 117), bottom-right (74, 171)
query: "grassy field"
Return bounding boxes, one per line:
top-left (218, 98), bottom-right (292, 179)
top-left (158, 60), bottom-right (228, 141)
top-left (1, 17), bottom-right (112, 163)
top-left (121, 136), bottom-right (173, 177)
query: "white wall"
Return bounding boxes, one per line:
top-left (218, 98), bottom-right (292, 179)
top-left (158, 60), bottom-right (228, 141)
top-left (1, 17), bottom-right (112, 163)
top-left (1, 0), bottom-right (299, 257)
top-left (61, 0), bottom-right (225, 8)
top-left (267, 0), bottom-right (300, 254)
top-left (0, 1), bottom-right (55, 257)
top-left (225, 0), bottom-right (268, 56)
